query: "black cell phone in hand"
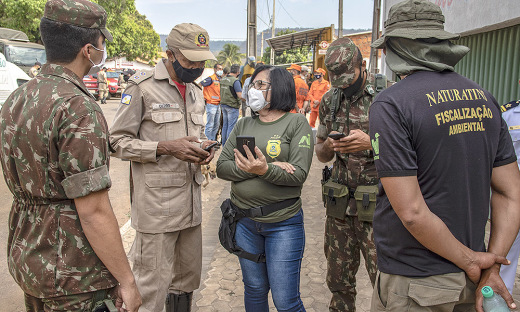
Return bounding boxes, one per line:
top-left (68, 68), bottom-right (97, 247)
top-left (203, 141), bottom-right (220, 152)
top-left (236, 136), bottom-right (256, 158)
top-left (328, 133), bottom-right (346, 140)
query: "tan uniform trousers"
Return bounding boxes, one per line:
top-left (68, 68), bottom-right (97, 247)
top-left (130, 225), bottom-right (202, 312)
top-left (371, 271), bottom-right (476, 312)
top-left (98, 82), bottom-right (108, 99)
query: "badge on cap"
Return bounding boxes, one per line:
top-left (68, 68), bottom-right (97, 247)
top-left (121, 94), bottom-right (132, 105)
top-left (196, 34), bottom-right (208, 47)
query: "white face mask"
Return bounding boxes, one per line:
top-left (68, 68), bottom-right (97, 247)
top-left (88, 42), bottom-right (107, 75)
top-left (216, 70), bottom-right (223, 77)
top-left (247, 87), bottom-right (269, 112)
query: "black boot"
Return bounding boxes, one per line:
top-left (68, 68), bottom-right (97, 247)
top-left (165, 292), bottom-right (192, 312)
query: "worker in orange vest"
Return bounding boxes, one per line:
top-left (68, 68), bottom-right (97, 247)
top-left (287, 64), bottom-right (309, 114)
top-left (306, 68), bottom-right (330, 128)
top-left (201, 63), bottom-right (223, 140)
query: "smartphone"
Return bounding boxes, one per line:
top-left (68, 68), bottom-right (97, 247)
top-left (203, 141), bottom-right (219, 152)
top-left (236, 135), bottom-right (256, 158)
top-left (328, 133), bottom-right (346, 140)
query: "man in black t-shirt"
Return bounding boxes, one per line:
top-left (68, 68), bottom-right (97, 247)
top-left (369, 1), bottom-right (520, 311)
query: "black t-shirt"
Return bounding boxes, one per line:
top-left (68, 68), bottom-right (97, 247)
top-left (369, 71), bottom-right (516, 277)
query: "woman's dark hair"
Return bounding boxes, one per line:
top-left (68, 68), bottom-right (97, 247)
top-left (40, 17), bottom-right (102, 64)
top-left (250, 65), bottom-right (296, 112)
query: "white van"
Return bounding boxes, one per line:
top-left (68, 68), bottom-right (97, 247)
top-left (0, 52), bottom-right (31, 107)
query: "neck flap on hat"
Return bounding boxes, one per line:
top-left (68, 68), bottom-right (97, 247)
top-left (385, 37), bottom-right (469, 76)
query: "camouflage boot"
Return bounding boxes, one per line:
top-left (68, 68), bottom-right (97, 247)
top-left (165, 292), bottom-right (192, 312)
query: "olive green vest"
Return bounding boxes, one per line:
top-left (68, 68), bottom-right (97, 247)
top-left (220, 75), bottom-right (241, 108)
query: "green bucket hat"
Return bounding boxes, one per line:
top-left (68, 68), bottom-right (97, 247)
top-left (44, 0), bottom-right (113, 42)
top-left (371, 0), bottom-right (459, 49)
top-left (325, 36), bottom-right (360, 89)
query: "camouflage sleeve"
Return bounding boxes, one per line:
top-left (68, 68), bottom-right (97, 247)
top-left (59, 110), bottom-right (112, 198)
top-left (110, 83), bottom-right (159, 162)
top-left (317, 91), bottom-right (332, 140)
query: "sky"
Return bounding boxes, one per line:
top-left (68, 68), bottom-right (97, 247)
top-left (135, 0), bottom-right (375, 40)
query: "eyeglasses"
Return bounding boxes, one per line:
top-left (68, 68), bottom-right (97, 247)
top-left (251, 80), bottom-right (271, 90)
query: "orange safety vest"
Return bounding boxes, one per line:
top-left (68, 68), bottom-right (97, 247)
top-left (307, 79), bottom-right (330, 112)
top-left (203, 74), bottom-right (221, 105)
top-left (291, 75), bottom-right (309, 112)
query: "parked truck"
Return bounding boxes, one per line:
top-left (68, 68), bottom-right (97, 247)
top-left (0, 28), bottom-right (46, 75)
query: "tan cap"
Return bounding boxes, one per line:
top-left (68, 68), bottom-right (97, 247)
top-left (166, 23), bottom-right (216, 62)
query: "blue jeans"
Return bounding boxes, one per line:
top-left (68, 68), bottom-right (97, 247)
top-left (205, 103), bottom-right (220, 141)
top-left (220, 104), bottom-right (240, 146)
top-left (235, 210), bottom-right (306, 312)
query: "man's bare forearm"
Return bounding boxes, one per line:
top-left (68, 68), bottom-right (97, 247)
top-left (75, 190), bottom-right (136, 287)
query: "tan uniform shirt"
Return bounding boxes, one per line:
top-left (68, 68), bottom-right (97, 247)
top-left (110, 60), bottom-right (206, 233)
top-left (97, 70), bottom-right (108, 91)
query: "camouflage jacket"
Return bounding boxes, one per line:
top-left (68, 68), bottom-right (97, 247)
top-left (0, 64), bottom-right (117, 298)
top-left (317, 81), bottom-right (378, 215)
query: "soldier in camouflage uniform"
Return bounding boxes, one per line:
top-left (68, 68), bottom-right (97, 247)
top-left (315, 37), bottom-right (378, 312)
top-left (0, 1), bottom-right (141, 311)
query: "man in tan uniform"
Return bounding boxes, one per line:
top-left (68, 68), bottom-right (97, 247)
top-left (110, 23), bottom-right (217, 312)
top-left (97, 66), bottom-right (108, 103)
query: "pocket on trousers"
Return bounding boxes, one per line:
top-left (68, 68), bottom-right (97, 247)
top-left (130, 233), bottom-right (157, 271)
top-left (408, 281), bottom-right (462, 310)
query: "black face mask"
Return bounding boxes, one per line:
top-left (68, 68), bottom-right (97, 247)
top-left (341, 68), bottom-right (365, 99)
top-left (172, 59), bottom-right (204, 83)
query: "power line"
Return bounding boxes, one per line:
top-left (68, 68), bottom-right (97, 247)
top-left (243, 8), bottom-right (270, 28)
top-left (278, 0), bottom-right (302, 27)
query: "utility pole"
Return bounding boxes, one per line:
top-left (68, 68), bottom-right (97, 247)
top-left (338, 0), bottom-right (343, 38)
top-left (261, 31), bottom-right (264, 59)
top-left (247, 0), bottom-right (257, 59)
top-left (270, 0), bottom-right (276, 64)
top-left (369, 0), bottom-right (381, 76)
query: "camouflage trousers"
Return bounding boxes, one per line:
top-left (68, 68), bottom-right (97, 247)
top-left (24, 287), bottom-right (117, 312)
top-left (324, 215), bottom-right (378, 312)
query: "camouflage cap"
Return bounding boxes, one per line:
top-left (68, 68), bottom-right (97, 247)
top-left (166, 23), bottom-right (216, 62)
top-left (371, 0), bottom-right (458, 49)
top-left (44, 0), bottom-right (112, 41)
top-left (325, 37), bottom-right (359, 88)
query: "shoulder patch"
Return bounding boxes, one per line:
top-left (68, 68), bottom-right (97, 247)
top-left (121, 93), bottom-right (132, 105)
top-left (129, 70), bottom-right (153, 85)
top-left (365, 84), bottom-right (375, 96)
top-left (501, 100), bottom-right (520, 113)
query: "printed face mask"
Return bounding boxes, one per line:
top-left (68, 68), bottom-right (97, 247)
top-left (247, 87), bottom-right (269, 112)
top-left (88, 42), bottom-right (107, 75)
top-left (172, 59), bottom-right (204, 83)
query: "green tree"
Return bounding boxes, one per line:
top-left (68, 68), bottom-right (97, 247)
top-left (93, 0), bottom-right (160, 64)
top-left (261, 30), bottom-right (311, 65)
top-left (0, 0), bottom-right (160, 64)
top-left (0, 0), bottom-right (46, 42)
top-left (217, 43), bottom-right (245, 68)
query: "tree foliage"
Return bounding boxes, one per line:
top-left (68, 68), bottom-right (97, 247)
top-left (93, 0), bottom-right (160, 63)
top-left (217, 43), bottom-right (244, 68)
top-left (261, 29), bottom-right (311, 65)
top-left (0, 0), bottom-right (46, 42)
top-left (0, 0), bottom-right (160, 63)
